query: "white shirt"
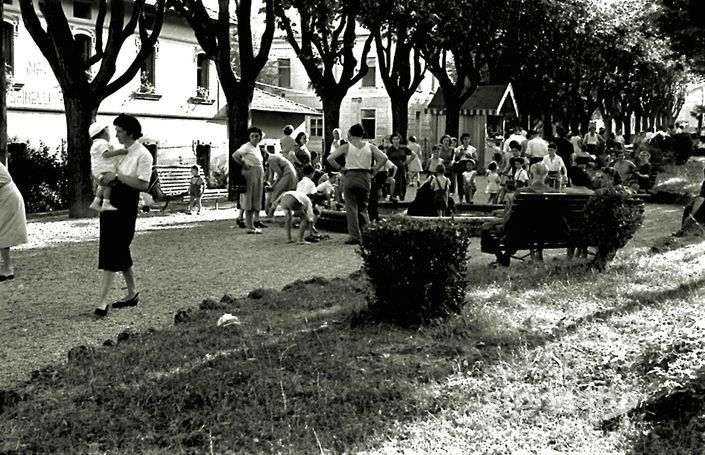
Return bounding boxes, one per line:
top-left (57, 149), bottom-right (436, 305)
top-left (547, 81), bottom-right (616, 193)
top-left (503, 134), bottom-right (527, 153)
top-left (345, 142), bottom-right (373, 170)
top-left (316, 180), bottom-right (335, 194)
top-left (541, 154), bottom-right (566, 173)
top-left (90, 138), bottom-right (119, 177)
top-left (233, 142), bottom-right (263, 167)
top-left (584, 132), bottom-right (599, 145)
top-left (514, 168), bottom-right (528, 183)
top-left (525, 137), bottom-right (548, 158)
top-left (570, 135), bottom-right (582, 154)
top-left (117, 141), bottom-right (153, 182)
top-left (296, 176), bottom-right (317, 194)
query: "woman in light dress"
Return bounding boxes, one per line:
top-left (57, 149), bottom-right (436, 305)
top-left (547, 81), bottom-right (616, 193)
top-left (0, 160), bottom-right (27, 281)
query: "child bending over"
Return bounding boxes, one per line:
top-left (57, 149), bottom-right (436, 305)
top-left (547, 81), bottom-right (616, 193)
top-left (275, 190), bottom-right (315, 244)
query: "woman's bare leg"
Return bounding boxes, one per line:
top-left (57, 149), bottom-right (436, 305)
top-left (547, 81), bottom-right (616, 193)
top-left (96, 270), bottom-right (116, 310)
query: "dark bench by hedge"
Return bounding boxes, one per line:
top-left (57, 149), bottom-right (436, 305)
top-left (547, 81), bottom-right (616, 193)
top-left (151, 165), bottom-right (228, 211)
top-left (480, 192), bottom-right (644, 265)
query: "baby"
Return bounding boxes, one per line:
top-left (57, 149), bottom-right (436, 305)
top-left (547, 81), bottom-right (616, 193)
top-left (88, 122), bottom-right (127, 212)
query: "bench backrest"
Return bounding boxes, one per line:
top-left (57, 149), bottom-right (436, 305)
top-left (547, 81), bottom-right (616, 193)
top-left (153, 165), bottom-right (208, 196)
top-left (504, 193), bottom-right (593, 246)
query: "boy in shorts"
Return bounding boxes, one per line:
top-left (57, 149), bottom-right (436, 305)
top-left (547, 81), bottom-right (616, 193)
top-left (88, 122), bottom-right (127, 212)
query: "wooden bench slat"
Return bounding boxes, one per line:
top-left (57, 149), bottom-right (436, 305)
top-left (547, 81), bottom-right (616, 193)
top-left (151, 165), bottom-right (227, 210)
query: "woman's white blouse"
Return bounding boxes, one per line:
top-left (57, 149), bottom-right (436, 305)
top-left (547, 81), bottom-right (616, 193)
top-left (117, 142), bottom-right (153, 182)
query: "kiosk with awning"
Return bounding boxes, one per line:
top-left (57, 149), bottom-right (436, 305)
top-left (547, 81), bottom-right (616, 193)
top-left (427, 84), bottom-right (519, 169)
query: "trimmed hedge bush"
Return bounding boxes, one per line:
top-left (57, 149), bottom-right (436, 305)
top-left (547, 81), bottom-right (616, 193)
top-left (8, 142), bottom-right (69, 213)
top-left (359, 217), bottom-right (473, 326)
top-left (585, 186), bottom-right (645, 270)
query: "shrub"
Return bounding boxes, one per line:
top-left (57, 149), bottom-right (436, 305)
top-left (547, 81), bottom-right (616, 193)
top-left (208, 162), bottom-right (228, 189)
top-left (7, 141), bottom-right (69, 213)
top-left (584, 186), bottom-right (645, 270)
top-left (359, 217), bottom-right (473, 326)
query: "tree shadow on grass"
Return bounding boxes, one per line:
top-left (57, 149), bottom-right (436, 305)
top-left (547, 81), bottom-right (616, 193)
top-left (0, 275), bottom-right (487, 454)
top-left (549, 276), bottom-right (705, 342)
top-left (601, 370), bottom-right (705, 455)
top-left (2, 259), bottom-right (704, 453)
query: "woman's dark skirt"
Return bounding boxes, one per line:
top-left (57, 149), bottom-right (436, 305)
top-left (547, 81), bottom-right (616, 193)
top-left (99, 182), bottom-right (139, 272)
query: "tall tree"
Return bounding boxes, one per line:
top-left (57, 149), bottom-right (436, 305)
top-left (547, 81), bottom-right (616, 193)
top-left (275, 0), bottom-right (372, 158)
top-left (169, 0), bottom-right (275, 199)
top-left (415, 0), bottom-right (513, 137)
top-left (360, 0), bottom-right (425, 139)
top-left (490, 0), bottom-right (598, 135)
top-left (655, 0), bottom-right (705, 74)
top-left (19, 0), bottom-right (165, 217)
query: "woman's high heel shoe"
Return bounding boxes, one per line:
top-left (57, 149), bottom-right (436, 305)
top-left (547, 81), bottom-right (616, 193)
top-left (94, 306), bottom-right (109, 317)
top-left (112, 292), bottom-right (139, 309)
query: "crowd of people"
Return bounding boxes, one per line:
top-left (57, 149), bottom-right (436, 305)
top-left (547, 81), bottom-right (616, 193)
top-left (414, 123), bottom-right (661, 216)
top-left (2, 115), bottom-right (694, 317)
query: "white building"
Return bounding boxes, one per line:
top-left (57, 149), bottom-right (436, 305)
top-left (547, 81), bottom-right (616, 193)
top-left (2, 0), bottom-right (320, 167)
top-left (3, 0), bottom-right (231, 161)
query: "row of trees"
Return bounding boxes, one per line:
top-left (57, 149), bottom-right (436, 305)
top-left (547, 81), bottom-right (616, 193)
top-left (0, 0), bottom-right (701, 216)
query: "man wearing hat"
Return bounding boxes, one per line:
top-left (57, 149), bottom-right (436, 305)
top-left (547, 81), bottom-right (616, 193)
top-left (89, 122), bottom-right (127, 212)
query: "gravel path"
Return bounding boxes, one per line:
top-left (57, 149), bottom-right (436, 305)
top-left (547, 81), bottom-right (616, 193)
top-left (0, 206), bottom-right (361, 387)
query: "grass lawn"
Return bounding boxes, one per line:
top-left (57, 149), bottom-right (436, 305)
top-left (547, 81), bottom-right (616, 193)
top-left (1, 195), bottom-right (704, 452)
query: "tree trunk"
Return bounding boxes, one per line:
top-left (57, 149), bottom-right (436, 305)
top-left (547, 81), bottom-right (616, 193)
top-left (227, 96), bottom-right (251, 200)
top-left (634, 113), bottom-right (641, 135)
top-left (390, 91), bottom-right (411, 140)
top-left (443, 96), bottom-right (461, 138)
top-left (603, 114), bottom-right (612, 135)
top-left (542, 109), bottom-right (552, 138)
top-left (64, 97), bottom-right (98, 218)
top-left (580, 114), bottom-right (592, 134)
top-left (623, 113), bottom-right (632, 143)
top-left (322, 94), bottom-right (343, 172)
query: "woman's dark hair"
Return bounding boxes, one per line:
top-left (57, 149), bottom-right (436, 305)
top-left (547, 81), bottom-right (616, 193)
top-left (440, 134), bottom-right (451, 144)
top-left (113, 114), bottom-right (143, 140)
top-left (509, 140), bottom-right (521, 150)
top-left (295, 131), bottom-right (308, 145)
top-left (488, 161), bottom-right (498, 171)
top-left (389, 132), bottom-right (402, 142)
top-left (408, 135), bottom-right (417, 142)
top-left (460, 133), bottom-right (471, 141)
top-left (247, 126), bottom-right (263, 137)
top-left (283, 125), bottom-right (294, 135)
top-left (348, 123), bottom-right (366, 138)
top-left (568, 166), bottom-right (592, 188)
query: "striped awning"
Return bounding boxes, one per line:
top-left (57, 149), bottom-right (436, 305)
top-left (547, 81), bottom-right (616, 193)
top-left (427, 84), bottom-right (519, 117)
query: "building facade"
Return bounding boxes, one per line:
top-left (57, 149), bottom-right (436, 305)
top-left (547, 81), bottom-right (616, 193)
top-left (264, 31), bottom-right (437, 154)
top-left (2, 0), bottom-right (321, 169)
top-left (3, 0), bottom-right (233, 163)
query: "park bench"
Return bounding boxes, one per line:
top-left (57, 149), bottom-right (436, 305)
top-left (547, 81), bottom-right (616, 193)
top-left (480, 192), bottom-right (644, 266)
top-left (150, 165), bottom-right (228, 211)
